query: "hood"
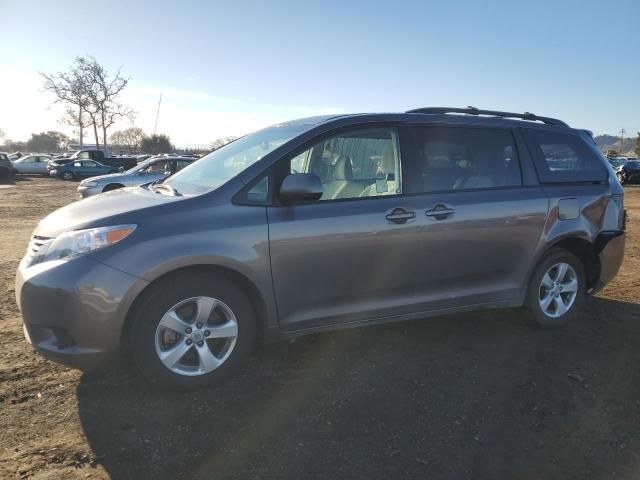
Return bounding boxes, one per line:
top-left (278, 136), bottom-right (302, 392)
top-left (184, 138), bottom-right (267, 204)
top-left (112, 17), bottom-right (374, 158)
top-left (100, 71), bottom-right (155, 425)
top-left (35, 187), bottom-right (184, 238)
top-left (81, 172), bottom-right (129, 184)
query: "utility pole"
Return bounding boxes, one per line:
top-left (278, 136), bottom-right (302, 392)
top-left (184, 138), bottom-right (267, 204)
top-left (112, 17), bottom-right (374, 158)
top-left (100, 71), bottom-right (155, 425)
top-left (153, 91), bottom-right (162, 136)
top-left (619, 128), bottom-right (626, 153)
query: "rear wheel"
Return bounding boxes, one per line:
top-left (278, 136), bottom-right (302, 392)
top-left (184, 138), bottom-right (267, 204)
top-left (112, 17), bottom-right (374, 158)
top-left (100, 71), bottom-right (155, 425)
top-left (131, 273), bottom-right (256, 390)
top-left (62, 171), bottom-right (74, 181)
top-left (526, 249), bottom-right (586, 328)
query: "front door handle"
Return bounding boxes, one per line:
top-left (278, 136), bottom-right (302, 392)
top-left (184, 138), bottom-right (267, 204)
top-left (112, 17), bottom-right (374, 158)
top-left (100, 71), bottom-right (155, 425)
top-left (425, 204), bottom-right (455, 220)
top-left (385, 207), bottom-right (416, 224)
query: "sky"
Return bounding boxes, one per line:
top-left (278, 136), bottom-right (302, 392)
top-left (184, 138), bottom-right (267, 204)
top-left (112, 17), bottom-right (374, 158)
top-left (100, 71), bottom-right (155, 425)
top-left (0, 0), bottom-right (638, 147)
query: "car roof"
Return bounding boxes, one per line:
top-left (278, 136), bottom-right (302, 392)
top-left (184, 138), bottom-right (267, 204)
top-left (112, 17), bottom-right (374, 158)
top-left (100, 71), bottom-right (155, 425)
top-left (281, 108), bottom-right (577, 133)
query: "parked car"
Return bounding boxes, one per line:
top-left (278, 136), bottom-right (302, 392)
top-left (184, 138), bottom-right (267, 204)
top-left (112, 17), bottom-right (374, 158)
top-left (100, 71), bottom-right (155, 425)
top-left (64, 149), bottom-right (137, 170)
top-left (8, 152), bottom-right (24, 161)
top-left (608, 157), bottom-right (627, 170)
top-left (136, 154), bottom-right (152, 163)
top-left (11, 154), bottom-right (52, 174)
top-left (0, 152), bottom-right (18, 178)
top-left (47, 158), bottom-right (74, 174)
top-left (16, 107), bottom-right (625, 390)
top-left (77, 156), bottom-right (196, 197)
top-left (616, 160), bottom-right (640, 185)
top-left (51, 159), bottom-right (120, 180)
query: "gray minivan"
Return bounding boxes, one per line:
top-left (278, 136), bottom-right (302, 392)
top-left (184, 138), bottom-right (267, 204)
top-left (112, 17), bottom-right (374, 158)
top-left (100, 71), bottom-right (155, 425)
top-left (16, 107), bottom-right (626, 390)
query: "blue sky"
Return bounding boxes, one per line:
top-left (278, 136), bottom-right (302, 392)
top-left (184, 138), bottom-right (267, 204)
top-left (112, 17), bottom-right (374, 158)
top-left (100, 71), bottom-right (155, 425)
top-left (0, 0), bottom-right (638, 146)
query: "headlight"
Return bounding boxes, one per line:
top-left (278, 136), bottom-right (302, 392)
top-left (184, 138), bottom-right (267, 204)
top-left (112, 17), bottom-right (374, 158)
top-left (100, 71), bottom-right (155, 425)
top-left (83, 181), bottom-right (98, 187)
top-left (41, 224), bottom-right (137, 262)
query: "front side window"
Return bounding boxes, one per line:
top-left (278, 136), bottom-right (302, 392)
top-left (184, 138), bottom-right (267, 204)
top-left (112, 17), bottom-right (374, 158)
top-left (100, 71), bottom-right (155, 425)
top-left (523, 129), bottom-right (608, 183)
top-left (414, 127), bottom-right (522, 193)
top-left (82, 161), bottom-right (97, 167)
top-left (164, 125), bottom-right (308, 196)
top-left (288, 128), bottom-right (401, 201)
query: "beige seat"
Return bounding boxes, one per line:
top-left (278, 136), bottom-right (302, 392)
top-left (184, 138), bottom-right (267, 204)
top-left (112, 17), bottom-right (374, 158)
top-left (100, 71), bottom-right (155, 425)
top-left (322, 156), bottom-right (364, 200)
top-left (361, 143), bottom-right (397, 197)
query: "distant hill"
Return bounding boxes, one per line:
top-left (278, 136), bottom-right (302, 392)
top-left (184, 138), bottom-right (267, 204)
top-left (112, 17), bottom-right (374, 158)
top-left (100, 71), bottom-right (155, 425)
top-left (594, 134), bottom-right (638, 155)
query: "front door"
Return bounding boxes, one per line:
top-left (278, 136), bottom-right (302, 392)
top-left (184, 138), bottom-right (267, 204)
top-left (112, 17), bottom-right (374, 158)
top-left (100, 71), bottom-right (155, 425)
top-left (268, 125), bottom-right (424, 330)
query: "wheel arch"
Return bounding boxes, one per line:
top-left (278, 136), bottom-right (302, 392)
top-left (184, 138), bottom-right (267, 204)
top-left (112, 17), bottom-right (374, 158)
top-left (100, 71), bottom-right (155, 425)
top-left (539, 235), bottom-right (600, 290)
top-left (103, 183), bottom-right (125, 192)
top-left (120, 264), bottom-right (269, 352)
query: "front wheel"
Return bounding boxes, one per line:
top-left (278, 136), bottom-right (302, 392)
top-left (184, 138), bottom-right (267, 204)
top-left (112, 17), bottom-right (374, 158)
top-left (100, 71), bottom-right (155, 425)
top-left (526, 250), bottom-right (586, 328)
top-left (62, 171), bottom-right (74, 181)
top-left (131, 273), bottom-right (256, 390)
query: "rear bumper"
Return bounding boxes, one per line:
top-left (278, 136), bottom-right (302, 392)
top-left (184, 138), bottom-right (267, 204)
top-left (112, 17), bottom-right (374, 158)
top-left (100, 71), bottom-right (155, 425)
top-left (592, 231), bottom-right (625, 293)
top-left (16, 254), bottom-right (148, 371)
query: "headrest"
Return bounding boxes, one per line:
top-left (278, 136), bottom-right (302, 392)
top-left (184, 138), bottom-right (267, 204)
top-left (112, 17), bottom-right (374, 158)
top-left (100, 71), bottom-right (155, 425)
top-left (333, 156), bottom-right (353, 180)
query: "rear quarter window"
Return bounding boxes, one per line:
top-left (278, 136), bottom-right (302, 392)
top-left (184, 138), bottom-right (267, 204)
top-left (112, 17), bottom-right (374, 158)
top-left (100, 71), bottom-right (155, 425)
top-left (523, 129), bottom-right (608, 183)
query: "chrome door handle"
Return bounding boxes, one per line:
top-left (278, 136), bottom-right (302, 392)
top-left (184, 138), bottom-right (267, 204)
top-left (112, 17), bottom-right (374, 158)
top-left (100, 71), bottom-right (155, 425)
top-left (425, 204), bottom-right (455, 220)
top-left (385, 208), bottom-right (416, 224)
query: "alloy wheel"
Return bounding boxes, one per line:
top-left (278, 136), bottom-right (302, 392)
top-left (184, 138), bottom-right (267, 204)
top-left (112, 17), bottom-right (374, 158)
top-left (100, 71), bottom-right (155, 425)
top-left (538, 262), bottom-right (579, 318)
top-left (154, 296), bottom-right (238, 376)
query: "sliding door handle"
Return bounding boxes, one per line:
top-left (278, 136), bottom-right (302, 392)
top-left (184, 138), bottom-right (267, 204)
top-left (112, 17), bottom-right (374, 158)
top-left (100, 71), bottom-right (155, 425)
top-left (425, 204), bottom-right (455, 220)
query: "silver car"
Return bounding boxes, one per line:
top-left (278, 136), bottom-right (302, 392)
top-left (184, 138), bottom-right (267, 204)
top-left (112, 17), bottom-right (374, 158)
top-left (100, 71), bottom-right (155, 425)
top-left (12, 154), bottom-right (52, 174)
top-left (77, 156), bottom-right (195, 197)
top-left (15, 107), bottom-right (626, 390)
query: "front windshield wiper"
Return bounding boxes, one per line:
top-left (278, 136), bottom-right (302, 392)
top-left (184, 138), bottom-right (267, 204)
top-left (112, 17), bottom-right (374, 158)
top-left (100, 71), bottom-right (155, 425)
top-left (150, 183), bottom-right (181, 196)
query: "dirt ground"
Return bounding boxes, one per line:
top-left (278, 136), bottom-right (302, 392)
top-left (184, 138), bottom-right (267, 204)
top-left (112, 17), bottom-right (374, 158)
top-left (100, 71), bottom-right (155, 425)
top-left (0, 176), bottom-right (639, 480)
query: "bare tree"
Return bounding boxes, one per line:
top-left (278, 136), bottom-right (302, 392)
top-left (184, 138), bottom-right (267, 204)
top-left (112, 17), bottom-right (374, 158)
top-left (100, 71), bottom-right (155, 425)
top-left (41, 59), bottom-right (92, 149)
top-left (210, 136), bottom-right (238, 151)
top-left (110, 126), bottom-right (144, 152)
top-left (78, 57), bottom-right (134, 149)
top-left (60, 106), bottom-right (92, 147)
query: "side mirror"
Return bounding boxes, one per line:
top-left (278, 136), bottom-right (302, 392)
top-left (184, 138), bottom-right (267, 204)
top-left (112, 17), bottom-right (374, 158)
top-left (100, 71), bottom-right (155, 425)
top-left (279, 173), bottom-right (323, 203)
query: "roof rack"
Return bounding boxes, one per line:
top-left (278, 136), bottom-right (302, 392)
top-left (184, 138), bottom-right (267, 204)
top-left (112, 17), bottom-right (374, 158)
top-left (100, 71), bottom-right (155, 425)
top-left (405, 106), bottom-right (569, 127)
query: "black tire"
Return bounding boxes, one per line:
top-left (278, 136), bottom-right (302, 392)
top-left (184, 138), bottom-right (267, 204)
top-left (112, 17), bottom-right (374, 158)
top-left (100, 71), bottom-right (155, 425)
top-left (525, 249), bottom-right (586, 328)
top-left (130, 272), bottom-right (256, 390)
top-left (102, 183), bottom-right (124, 192)
top-left (62, 171), bottom-right (74, 181)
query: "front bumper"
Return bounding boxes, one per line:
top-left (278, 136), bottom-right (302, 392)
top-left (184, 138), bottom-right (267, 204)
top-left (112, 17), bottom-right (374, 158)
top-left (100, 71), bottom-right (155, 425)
top-left (16, 254), bottom-right (148, 371)
top-left (77, 185), bottom-right (103, 198)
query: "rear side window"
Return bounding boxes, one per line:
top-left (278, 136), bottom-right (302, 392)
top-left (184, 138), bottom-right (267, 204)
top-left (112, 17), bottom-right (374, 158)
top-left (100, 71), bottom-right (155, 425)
top-left (413, 127), bottom-right (522, 193)
top-left (523, 129), bottom-right (608, 183)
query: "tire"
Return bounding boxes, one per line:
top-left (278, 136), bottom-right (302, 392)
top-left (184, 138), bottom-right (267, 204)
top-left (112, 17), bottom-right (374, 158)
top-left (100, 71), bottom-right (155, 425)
top-left (62, 171), bottom-right (74, 181)
top-left (102, 183), bottom-right (124, 192)
top-left (525, 249), bottom-right (586, 328)
top-left (130, 272), bottom-right (256, 390)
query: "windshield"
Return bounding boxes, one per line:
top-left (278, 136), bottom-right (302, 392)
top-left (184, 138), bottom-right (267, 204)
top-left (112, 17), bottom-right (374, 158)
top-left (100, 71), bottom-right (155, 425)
top-left (124, 159), bottom-right (154, 174)
top-left (163, 125), bottom-right (307, 195)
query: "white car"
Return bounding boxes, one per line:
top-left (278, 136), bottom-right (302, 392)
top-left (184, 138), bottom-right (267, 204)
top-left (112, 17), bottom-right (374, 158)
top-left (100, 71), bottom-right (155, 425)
top-left (11, 154), bottom-right (51, 174)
